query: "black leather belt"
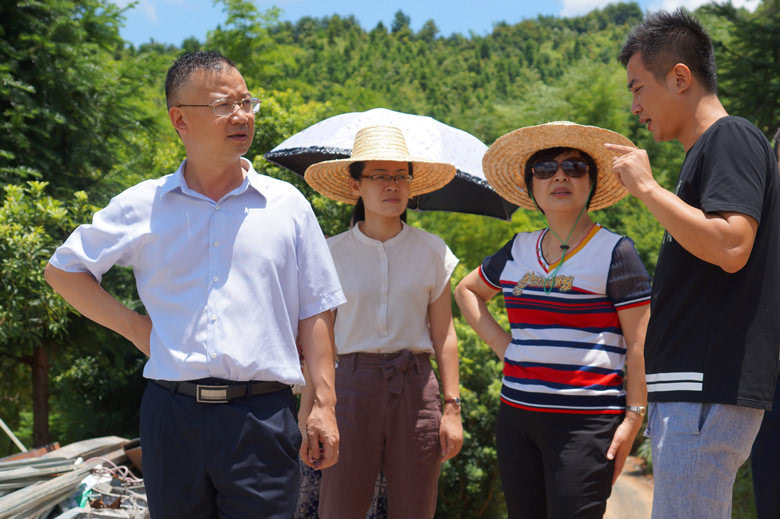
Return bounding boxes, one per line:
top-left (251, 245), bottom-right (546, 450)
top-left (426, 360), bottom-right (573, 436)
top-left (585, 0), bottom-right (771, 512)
top-left (152, 379), bottom-right (290, 404)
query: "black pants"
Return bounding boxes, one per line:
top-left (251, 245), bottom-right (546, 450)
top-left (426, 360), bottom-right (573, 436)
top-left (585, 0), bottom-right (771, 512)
top-left (495, 401), bottom-right (621, 519)
top-left (752, 376), bottom-right (780, 519)
top-left (140, 379), bottom-right (301, 519)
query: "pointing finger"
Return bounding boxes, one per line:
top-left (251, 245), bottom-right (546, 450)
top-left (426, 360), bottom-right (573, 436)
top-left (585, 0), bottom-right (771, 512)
top-left (604, 143), bottom-right (636, 155)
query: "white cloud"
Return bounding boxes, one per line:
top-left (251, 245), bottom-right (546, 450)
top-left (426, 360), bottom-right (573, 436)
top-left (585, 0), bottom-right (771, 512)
top-left (650, 0), bottom-right (761, 13)
top-left (561, 0), bottom-right (762, 18)
top-left (655, 0), bottom-right (711, 11)
top-left (112, 0), bottom-right (158, 24)
top-left (560, 0), bottom-right (604, 17)
top-left (733, 0), bottom-right (762, 8)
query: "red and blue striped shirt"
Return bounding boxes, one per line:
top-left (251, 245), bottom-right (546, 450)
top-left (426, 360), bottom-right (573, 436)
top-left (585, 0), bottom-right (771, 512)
top-left (479, 225), bottom-right (651, 414)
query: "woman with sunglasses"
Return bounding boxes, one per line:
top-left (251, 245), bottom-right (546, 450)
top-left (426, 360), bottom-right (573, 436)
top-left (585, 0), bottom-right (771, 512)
top-left (302, 125), bottom-right (463, 518)
top-left (455, 122), bottom-right (651, 519)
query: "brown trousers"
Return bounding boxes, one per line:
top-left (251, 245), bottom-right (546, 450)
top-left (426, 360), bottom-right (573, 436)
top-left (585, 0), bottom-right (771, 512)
top-left (319, 350), bottom-right (443, 519)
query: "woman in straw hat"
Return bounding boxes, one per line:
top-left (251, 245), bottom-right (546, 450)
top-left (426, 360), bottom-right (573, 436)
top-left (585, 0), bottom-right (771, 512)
top-left (302, 125), bottom-right (463, 518)
top-left (455, 122), bottom-right (651, 518)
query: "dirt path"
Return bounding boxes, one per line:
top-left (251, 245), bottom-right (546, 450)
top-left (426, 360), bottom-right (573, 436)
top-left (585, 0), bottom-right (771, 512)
top-left (605, 456), bottom-right (654, 519)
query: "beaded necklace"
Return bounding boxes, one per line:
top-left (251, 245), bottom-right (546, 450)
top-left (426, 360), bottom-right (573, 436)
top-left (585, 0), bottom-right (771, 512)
top-left (531, 187), bottom-right (593, 295)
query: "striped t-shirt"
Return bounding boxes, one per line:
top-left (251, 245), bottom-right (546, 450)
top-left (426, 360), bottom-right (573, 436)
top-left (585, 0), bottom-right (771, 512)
top-left (479, 225), bottom-right (651, 414)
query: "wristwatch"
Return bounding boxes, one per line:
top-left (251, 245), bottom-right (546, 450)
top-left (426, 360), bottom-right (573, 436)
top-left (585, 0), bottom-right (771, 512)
top-left (444, 397), bottom-right (462, 408)
top-left (627, 405), bottom-right (647, 416)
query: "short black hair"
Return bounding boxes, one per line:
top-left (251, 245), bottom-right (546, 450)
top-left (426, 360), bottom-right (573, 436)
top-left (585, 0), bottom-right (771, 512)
top-left (164, 51), bottom-right (237, 109)
top-left (524, 148), bottom-right (597, 211)
top-left (774, 127), bottom-right (780, 162)
top-left (619, 9), bottom-right (718, 95)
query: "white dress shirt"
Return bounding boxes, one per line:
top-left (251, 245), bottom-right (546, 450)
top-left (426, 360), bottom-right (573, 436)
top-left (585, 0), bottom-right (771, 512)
top-left (50, 158), bottom-right (345, 384)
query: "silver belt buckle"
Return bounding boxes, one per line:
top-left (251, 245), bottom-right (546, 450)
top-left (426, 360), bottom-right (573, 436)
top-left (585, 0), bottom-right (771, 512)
top-left (196, 384), bottom-right (229, 403)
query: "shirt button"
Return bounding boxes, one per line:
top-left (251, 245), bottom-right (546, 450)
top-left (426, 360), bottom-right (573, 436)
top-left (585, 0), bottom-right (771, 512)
top-left (212, 276), bottom-right (219, 282)
top-left (215, 204), bottom-right (221, 210)
top-left (210, 352), bottom-right (217, 359)
top-left (211, 314), bottom-right (217, 322)
top-left (213, 241), bottom-right (220, 247)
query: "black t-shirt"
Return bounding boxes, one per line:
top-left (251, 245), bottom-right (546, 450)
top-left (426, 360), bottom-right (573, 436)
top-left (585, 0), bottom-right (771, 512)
top-left (646, 116), bottom-right (780, 410)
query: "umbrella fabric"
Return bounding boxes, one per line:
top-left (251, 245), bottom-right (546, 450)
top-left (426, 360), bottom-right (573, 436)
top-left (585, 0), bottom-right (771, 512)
top-left (264, 108), bottom-right (517, 220)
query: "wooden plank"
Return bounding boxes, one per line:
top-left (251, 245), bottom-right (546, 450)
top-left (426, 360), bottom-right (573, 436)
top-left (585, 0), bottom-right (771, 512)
top-left (0, 461), bottom-right (95, 519)
top-left (0, 419), bottom-right (27, 454)
top-left (0, 460), bottom-right (75, 481)
top-left (6, 483), bottom-right (71, 519)
top-left (0, 443), bottom-right (59, 463)
top-left (0, 459), bottom-right (76, 493)
top-left (0, 458), bottom-right (73, 472)
top-left (40, 437), bottom-right (128, 462)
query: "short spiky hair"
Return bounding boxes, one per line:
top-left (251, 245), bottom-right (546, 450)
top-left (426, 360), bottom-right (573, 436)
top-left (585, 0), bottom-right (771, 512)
top-left (619, 9), bottom-right (718, 94)
top-left (164, 51), bottom-right (237, 108)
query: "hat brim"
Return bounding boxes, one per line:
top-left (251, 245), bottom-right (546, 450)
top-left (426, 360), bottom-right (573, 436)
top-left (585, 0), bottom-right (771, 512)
top-left (305, 157), bottom-right (456, 205)
top-left (483, 122), bottom-right (635, 211)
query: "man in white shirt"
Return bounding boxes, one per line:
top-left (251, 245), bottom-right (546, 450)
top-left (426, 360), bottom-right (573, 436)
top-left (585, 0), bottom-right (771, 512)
top-left (45, 51), bottom-right (345, 518)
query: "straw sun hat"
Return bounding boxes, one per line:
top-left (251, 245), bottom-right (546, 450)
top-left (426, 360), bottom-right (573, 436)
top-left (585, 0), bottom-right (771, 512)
top-left (482, 121), bottom-right (636, 211)
top-left (304, 125), bottom-right (456, 204)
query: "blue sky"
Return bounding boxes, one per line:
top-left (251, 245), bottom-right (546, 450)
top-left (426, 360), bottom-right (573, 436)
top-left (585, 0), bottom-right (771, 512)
top-left (114, 0), bottom-right (760, 47)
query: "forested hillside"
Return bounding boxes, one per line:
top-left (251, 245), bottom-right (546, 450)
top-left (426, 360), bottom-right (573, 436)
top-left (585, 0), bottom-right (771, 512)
top-left (1, 0), bottom-right (777, 516)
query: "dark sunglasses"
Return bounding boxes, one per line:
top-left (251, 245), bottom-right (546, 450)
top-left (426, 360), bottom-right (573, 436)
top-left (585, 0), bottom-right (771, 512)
top-left (531, 159), bottom-right (589, 179)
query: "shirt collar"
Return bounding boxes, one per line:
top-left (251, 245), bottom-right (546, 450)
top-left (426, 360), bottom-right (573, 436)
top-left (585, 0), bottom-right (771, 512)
top-left (351, 220), bottom-right (409, 246)
top-left (162, 157), bottom-right (267, 201)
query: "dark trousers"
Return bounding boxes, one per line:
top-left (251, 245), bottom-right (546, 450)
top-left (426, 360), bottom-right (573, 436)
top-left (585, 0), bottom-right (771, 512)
top-left (752, 376), bottom-right (780, 519)
top-left (495, 401), bottom-right (620, 519)
top-left (140, 379), bottom-right (301, 519)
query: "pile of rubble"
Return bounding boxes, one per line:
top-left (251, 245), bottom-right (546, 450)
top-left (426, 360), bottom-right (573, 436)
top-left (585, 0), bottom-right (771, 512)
top-left (0, 436), bottom-right (147, 519)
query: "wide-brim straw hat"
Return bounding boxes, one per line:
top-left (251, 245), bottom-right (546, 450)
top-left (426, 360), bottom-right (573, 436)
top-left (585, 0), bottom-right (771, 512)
top-left (304, 125), bottom-right (456, 204)
top-left (483, 121), bottom-right (635, 211)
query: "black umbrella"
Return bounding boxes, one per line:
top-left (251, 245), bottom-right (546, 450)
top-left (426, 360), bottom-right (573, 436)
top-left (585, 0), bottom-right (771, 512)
top-left (264, 108), bottom-right (518, 220)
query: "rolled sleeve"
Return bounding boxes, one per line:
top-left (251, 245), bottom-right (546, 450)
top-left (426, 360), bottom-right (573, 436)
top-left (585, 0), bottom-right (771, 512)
top-left (49, 196), bottom-right (136, 283)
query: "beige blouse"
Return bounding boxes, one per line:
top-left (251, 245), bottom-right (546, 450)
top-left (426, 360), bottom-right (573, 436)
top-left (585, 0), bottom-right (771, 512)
top-left (327, 222), bottom-right (458, 355)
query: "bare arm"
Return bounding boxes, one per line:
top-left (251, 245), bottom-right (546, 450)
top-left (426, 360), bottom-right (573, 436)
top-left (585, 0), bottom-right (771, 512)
top-left (607, 143), bottom-right (757, 273)
top-left (44, 263), bottom-right (151, 355)
top-left (428, 282), bottom-right (463, 462)
top-left (297, 360), bottom-right (316, 466)
top-left (607, 303), bottom-right (650, 484)
top-left (454, 268), bottom-right (510, 360)
top-left (297, 310), bottom-right (339, 469)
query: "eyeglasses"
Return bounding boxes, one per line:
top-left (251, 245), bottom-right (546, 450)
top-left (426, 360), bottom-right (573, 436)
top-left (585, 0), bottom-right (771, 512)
top-left (360, 174), bottom-right (414, 185)
top-left (176, 97), bottom-right (260, 117)
top-left (531, 159), bottom-right (589, 179)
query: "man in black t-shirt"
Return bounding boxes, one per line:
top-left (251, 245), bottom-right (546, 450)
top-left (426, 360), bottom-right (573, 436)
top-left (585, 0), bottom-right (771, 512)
top-left (606, 9), bottom-right (780, 519)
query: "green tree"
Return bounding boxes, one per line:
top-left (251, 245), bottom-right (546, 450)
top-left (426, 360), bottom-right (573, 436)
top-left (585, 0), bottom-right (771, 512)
top-left (436, 315), bottom-right (507, 518)
top-left (0, 0), bottom-right (166, 449)
top-left (205, 0), bottom-right (302, 91)
top-left (0, 0), bottom-right (157, 191)
top-left (706, 0), bottom-right (780, 136)
top-left (251, 88), bottom-right (352, 236)
top-left (0, 182), bottom-right (97, 447)
top-left (391, 10), bottom-right (412, 34)
top-left (417, 20), bottom-right (440, 42)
